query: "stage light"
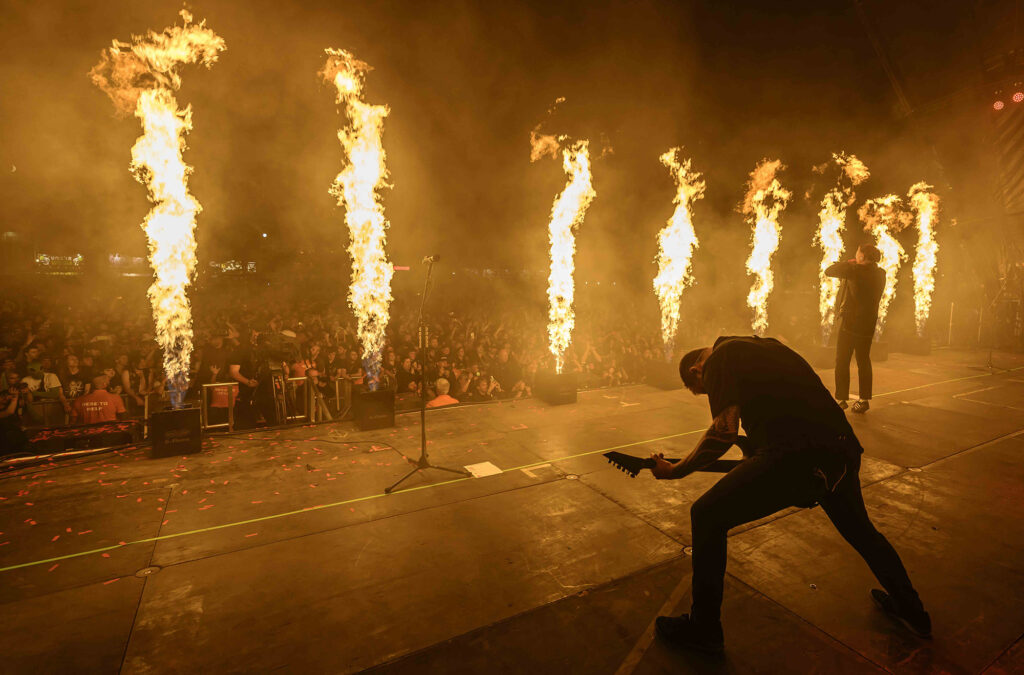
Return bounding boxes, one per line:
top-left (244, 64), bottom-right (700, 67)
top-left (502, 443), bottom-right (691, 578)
top-left (994, 100), bottom-right (1005, 111)
top-left (261, 232), bottom-right (268, 238)
top-left (1014, 92), bottom-right (1023, 103)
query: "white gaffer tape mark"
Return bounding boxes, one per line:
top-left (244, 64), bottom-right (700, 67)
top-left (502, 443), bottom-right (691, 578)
top-left (953, 386), bottom-right (1000, 398)
top-left (520, 463), bottom-right (551, 478)
top-left (464, 461), bottom-right (502, 478)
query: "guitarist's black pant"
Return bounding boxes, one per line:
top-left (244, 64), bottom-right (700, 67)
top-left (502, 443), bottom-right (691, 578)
top-left (689, 443), bottom-right (923, 625)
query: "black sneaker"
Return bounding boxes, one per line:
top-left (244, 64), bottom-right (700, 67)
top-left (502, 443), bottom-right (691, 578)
top-left (837, 400), bottom-right (849, 410)
top-left (852, 400), bottom-right (870, 414)
top-left (655, 614), bottom-right (725, 654)
top-left (871, 589), bottom-right (932, 638)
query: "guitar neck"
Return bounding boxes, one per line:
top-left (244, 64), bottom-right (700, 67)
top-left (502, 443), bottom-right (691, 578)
top-left (643, 458), bottom-right (740, 473)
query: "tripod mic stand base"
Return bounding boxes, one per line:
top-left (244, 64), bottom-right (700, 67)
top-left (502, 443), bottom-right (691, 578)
top-left (384, 454), bottom-right (472, 494)
top-left (968, 349), bottom-right (1010, 374)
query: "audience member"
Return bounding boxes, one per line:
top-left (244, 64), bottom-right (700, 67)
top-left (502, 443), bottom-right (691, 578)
top-left (426, 378), bottom-right (459, 408)
top-left (72, 375), bottom-right (127, 424)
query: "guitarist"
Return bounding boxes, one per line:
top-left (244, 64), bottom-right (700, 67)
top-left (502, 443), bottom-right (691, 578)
top-left (649, 335), bottom-right (930, 653)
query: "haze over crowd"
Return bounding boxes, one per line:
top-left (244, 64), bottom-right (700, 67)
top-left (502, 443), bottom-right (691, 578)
top-left (0, 0), bottom-right (1001, 342)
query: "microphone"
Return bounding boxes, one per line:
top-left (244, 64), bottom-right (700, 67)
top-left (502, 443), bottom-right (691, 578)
top-left (422, 255), bottom-right (440, 264)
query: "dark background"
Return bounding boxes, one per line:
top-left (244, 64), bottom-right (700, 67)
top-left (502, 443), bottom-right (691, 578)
top-left (2, 0), bottom-right (1021, 338)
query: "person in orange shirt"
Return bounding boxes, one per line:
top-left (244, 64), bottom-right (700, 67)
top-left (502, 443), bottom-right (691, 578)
top-left (425, 378), bottom-right (459, 408)
top-left (72, 375), bottom-right (127, 424)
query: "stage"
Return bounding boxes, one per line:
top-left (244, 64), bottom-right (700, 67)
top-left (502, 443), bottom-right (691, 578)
top-left (3, 348), bottom-right (1024, 674)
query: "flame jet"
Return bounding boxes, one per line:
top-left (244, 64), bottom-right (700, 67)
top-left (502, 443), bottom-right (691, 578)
top-left (90, 11), bottom-right (225, 405)
top-left (813, 153), bottom-right (870, 344)
top-left (907, 183), bottom-right (940, 336)
top-left (320, 49), bottom-right (394, 382)
top-left (653, 148), bottom-right (704, 354)
top-left (531, 134), bottom-right (596, 374)
top-left (859, 195), bottom-right (909, 335)
top-left (742, 160), bottom-right (792, 336)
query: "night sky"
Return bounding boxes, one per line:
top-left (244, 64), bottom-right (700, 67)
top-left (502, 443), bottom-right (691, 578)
top-left (0, 0), bottom-right (1004, 297)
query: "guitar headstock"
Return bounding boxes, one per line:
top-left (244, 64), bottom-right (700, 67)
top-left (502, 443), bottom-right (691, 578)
top-left (604, 451), bottom-right (648, 478)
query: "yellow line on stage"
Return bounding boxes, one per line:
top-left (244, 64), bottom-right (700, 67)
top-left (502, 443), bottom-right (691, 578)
top-left (873, 364), bottom-right (1024, 398)
top-left (3, 363), bottom-right (1020, 574)
top-left (0, 429), bottom-right (705, 573)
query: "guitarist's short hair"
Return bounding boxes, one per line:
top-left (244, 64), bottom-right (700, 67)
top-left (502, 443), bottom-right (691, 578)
top-left (679, 348), bottom-right (705, 390)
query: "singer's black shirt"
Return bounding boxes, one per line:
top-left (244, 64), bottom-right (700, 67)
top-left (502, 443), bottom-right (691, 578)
top-left (826, 261), bottom-right (886, 337)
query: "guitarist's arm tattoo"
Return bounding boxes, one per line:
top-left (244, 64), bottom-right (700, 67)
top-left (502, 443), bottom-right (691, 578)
top-left (670, 405), bottom-right (740, 479)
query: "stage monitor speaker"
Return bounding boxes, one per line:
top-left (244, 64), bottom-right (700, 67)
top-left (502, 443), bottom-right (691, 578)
top-left (27, 421), bottom-right (141, 453)
top-left (353, 389), bottom-right (395, 430)
top-left (535, 372), bottom-right (577, 405)
top-left (148, 407), bottom-right (202, 459)
top-left (646, 361), bottom-right (683, 390)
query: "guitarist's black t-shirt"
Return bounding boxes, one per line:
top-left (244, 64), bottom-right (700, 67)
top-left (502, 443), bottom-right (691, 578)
top-left (702, 336), bottom-right (858, 452)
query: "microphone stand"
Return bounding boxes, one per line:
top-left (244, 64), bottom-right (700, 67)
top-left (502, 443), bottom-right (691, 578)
top-left (969, 292), bottom-right (1010, 374)
top-left (385, 258), bottom-right (471, 493)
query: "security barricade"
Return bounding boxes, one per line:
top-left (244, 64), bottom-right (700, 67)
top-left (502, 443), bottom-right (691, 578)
top-left (199, 382), bottom-right (237, 432)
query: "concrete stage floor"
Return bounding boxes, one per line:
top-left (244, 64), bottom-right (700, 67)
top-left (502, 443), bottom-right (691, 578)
top-left (3, 348), bottom-right (1024, 674)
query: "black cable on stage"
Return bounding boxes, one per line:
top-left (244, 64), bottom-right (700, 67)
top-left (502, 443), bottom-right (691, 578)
top-left (0, 442), bottom-right (144, 481)
top-left (0, 425), bottom-right (404, 481)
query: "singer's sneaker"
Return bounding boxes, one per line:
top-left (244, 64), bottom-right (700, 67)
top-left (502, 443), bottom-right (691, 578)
top-left (837, 399), bottom-right (849, 410)
top-left (871, 589), bottom-right (932, 638)
top-left (852, 400), bottom-right (870, 414)
top-left (655, 614), bottom-right (725, 654)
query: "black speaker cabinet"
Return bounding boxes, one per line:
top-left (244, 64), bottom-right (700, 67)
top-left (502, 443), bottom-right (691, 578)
top-left (353, 389), bottom-right (395, 430)
top-left (148, 407), bottom-right (202, 459)
top-left (646, 361), bottom-right (683, 390)
top-left (27, 421), bottom-right (141, 453)
top-left (535, 372), bottom-right (577, 405)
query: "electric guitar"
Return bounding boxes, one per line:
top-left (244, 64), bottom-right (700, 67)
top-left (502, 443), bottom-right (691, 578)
top-left (603, 452), bottom-right (741, 477)
top-left (603, 436), bottom-right (752, 478)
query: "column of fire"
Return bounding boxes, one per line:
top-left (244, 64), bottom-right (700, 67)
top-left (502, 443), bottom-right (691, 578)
top-left (813, 153), bottom-right (869, 344)
top-left (743, 159), bottom-right (791, 336)
top-left (90, 11), bottom-right (225, 407)
top-left (320, 49), bottom-right (394, 385)
top-left (653, 148), bottom-right (704, 356)
top-left (531, 135), bottom-right (596, 374)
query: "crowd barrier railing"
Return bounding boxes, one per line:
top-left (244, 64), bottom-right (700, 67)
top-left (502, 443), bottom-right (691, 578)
top-left (25, 398), bottom-right (67, 427)
top-left (199, 383), bottom-right (237, 433)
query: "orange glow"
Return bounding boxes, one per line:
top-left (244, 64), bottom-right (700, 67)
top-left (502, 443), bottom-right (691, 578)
top-left (321, 49), bottom-right (394, 379)
top-left (743, 159), bottom-right (791, 336)
top-left (653, 148), bottom-right (704, 352)
top-left (814, 153), bottom-right (869, 344)
top-left (531, 133), bottom-right (596, 374)
top-left (90, 10), bottom-right (225, 401)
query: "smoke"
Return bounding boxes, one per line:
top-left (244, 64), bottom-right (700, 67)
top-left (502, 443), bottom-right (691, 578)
top-left (742, 159), bottom-right (791, 336)
top-left (813, 152), bottom-right (869, 344)
top-left (1, 0), bottom-right (978, 350)
top-left (321, 48), bottom-right (394, 381)
top-left (89, 10), bottom-right (225, 402)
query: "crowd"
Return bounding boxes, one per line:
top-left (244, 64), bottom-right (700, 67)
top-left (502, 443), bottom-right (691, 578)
top-left (0, 278), bottom-right (676, 444)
